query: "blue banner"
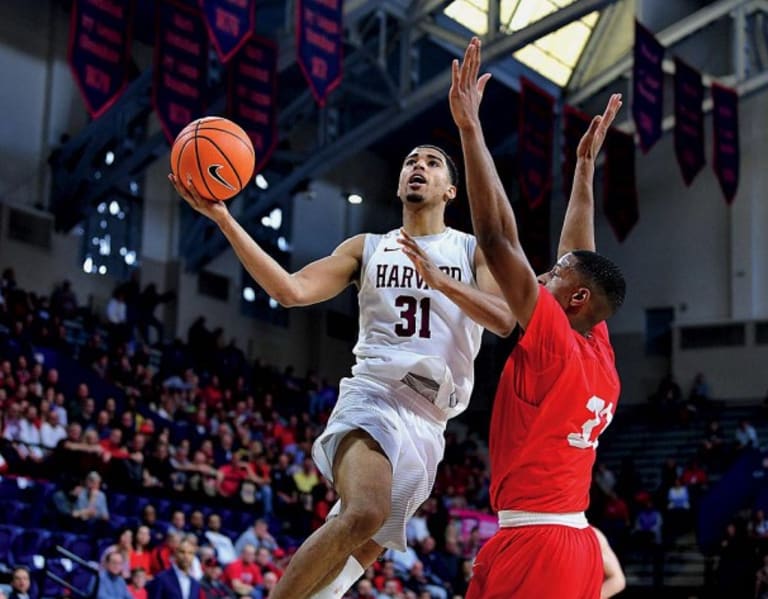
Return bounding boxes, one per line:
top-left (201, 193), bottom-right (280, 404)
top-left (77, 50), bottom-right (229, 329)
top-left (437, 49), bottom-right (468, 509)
top-left (228, 36), bottom-right (278, 174)
top-left (562, 105), bottom-right (592, 202)
top-left (632, 21), bottom-right (664, 153)
top-left (68, 0), bottom-right (134, 117)
top-left (712, 83), bottom-right (739, 204)
top-left (519, 77), bottom-right (555, 209)
top-left (200, 0), bottom-right (256, 64)
top-left (674, 58), bottom-right (705, 185)
top-left (296, 0), bottom-right (343, 106)
top-left (154, 1), bottom-right (208, 144)
top-left (603, 128), bottom-right (638, 242)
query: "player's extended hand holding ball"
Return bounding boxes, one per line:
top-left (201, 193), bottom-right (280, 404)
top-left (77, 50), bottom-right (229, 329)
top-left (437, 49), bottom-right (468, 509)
top-left (168, 116), bottom-right (256, 221)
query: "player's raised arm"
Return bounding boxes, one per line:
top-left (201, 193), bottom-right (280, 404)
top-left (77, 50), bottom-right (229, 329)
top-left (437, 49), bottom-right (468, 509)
top-left (450, 38), bottom-right (539, 328)
top-left (397, 229), bottom-right (516, 337)
top-left (557, 94), bottom-right (622, 258)
top-left (170, 174), bottom-right (361, 307)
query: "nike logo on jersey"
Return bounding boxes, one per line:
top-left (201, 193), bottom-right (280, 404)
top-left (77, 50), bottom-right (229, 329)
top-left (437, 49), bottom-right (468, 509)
top-left (207, 165), bottom-right (236, 190)
top-left (383, 247), bottom-right (401, 252)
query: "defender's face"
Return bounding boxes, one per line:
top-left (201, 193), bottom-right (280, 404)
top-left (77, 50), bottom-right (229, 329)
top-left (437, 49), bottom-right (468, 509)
top-left (397, 147), bottom-right (456, 207)
top-left (539, 253), bottom-right (582, 309)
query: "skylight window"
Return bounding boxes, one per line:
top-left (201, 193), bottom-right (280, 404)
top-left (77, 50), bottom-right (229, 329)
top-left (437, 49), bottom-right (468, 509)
top-left (444, 0), bottom-right (600, 87)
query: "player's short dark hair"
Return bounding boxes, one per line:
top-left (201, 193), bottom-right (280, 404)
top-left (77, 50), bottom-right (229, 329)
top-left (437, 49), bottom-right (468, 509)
top-left (571, 250), bottom-right (626, 315)
top-left (416, 144), bottom-right (459, 187)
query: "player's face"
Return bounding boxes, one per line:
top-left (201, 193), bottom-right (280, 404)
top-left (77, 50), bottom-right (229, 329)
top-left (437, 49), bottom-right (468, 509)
top-left (540, 253), bottom-right (587, 309)
top-left (397, 147), bottom-right (456, 207)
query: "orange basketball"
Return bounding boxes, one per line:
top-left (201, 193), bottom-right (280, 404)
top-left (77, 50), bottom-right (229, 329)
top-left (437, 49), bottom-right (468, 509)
top-left (170, 117), bottom-right (255, 201)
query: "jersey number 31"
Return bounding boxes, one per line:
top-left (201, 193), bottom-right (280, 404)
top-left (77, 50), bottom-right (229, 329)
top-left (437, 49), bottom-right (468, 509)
top-left (394, 296), bottom-right (431, 338)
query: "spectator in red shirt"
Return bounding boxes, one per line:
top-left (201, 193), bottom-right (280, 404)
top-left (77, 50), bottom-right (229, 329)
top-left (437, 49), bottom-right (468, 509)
top-left (127, 567), bottom-right (148, 599)
top-left (100, 428), bottom-right (130, 460)
top-left (150, 531), bottom-right (181, 576)
top-left (222, 544), bottom-right (263, 597)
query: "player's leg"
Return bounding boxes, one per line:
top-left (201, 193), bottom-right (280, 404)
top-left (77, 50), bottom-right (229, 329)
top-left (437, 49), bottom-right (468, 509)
top-left (270, 431), bottom-right (392, 599)
top-left (307, 539), bottom-right (384, 599)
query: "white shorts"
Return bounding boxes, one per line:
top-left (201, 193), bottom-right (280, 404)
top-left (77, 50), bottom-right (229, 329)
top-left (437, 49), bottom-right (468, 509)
top-left (311, 375), bottom-right (446, 551)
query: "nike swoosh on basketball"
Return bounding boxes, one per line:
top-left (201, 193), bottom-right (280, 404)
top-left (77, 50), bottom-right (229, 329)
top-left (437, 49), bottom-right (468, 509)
top-left (383, 247), bottom-right (400, 252)
top-left (207, 164), bottom-right (235, 190)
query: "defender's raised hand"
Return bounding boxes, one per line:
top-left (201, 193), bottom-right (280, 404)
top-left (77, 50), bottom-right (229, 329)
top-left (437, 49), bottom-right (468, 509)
top-left (449, 37), bottom-right (492, 131)
top-left (577, 93), bottom-right (623, 162)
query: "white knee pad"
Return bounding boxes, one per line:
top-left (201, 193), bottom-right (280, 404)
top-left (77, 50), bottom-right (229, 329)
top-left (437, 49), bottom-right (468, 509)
top-left (309, 556), bottom-right (365, 599)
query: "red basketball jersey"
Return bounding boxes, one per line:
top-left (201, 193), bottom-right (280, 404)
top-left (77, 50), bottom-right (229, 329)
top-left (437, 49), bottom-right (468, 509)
top-left (489, 287), bottom-right (620, 513)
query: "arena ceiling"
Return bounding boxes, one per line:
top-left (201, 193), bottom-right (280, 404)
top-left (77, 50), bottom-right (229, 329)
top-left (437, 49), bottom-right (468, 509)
top-left (47, 0), bottom-right (768, 270)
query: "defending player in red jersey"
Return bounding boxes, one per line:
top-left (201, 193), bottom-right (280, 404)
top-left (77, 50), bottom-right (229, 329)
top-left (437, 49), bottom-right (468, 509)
top-left (450, 38), bottom-right (627, 598)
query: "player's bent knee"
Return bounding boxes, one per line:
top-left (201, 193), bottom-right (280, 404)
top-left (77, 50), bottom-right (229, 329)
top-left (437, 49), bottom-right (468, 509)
top-left (341, 503), bottom-right (389, 540)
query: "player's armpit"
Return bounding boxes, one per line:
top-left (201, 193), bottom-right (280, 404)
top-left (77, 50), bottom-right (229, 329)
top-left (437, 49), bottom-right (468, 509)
top-left (284, 234), bottom-right (364, 307)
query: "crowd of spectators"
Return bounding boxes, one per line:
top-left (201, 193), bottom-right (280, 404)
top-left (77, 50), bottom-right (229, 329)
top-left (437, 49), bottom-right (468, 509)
top-left (0, 269), bottom-right (491, 598)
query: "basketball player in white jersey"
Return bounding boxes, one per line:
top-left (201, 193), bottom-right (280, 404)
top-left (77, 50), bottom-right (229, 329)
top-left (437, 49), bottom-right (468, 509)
top-left (170, 143), bottom-right (515, 599)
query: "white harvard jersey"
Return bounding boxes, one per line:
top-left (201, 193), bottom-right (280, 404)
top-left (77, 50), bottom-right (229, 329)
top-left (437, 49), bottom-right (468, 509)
top-left (351, 228), bottom-right (483, 419)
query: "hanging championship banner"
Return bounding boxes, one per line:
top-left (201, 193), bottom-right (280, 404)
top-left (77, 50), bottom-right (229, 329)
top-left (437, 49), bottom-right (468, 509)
top-left (519, 78), bottom-right (555, 209)
top-left (296, 0), bottom-right (343, 106)
top-left (674, 58), bottom-right (705, 186)
top-left (633, 21), bottom-right (664, 153)
top-left (711, 83), bottom-right (739, 204)
top-left (603, 128), bottom-right (639, 242)
top-left (68, 0), bottom-right (134, 117)
top-left (562, 105), bottom-right (592, 202)
top-left (229, 36), bottom-right (278, 173)
top-left (154, 1), bottom-right (208, 144)
top-left (200, 0), bottom-right (256, 64)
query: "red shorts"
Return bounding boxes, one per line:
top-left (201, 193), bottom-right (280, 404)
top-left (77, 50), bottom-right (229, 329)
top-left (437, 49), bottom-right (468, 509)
top-left (465, 525), bottom-right (602, 599)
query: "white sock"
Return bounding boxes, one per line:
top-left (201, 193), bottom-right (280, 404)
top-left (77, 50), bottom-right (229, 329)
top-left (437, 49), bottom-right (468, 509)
top-left (309, 556), bottom-right (365, 599)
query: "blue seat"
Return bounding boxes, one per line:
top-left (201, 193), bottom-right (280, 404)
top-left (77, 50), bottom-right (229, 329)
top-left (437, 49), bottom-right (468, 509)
top-left (0, 524), bottom-right (21, 568)
top-left (11, 528), bottom-right (51, 568)
top-left (154, 498), bottom-right (172, 520)
top-left (39, 558), bottom-right (68, 598)
top-left (109, 492), bottom-right (129, 515)
top-left (0, 500), bottom-right (30, 526)
top-left (61, 534), bottom-right (96, 563)
top-left (70, 566), bottom-right (98, 596)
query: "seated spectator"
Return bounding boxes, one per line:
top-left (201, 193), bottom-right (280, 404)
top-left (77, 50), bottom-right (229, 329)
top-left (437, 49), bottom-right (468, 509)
top-left (234, 519), bottom-right (278, 555)
top-left (150, 532), bottom-right (182, 577)
top-left (633, 498), bottom-right (663, 548)
top-left (700, 419), bottom-right (725, 470)
top-left (735, 419), bottom-right (759, 451)
top-left (74, 471), bottom-right (110, 524)
top-left (680, 458), bottom-right (708, 501)
top-left (100, 527), bottom-right (134, 579)
top-left (200, 557), bottom-right (236, 599)
top-left (593, 462), bottom-right (616, 496)
top-left (49, 481), bottom-right (82, 530)
top-left (404, 560), bottom-right (448, 599)
top-left (666, 478), bottom-right (692, 541)
top-left (128, 568), bottom-right (148, 599)
top-left (204, 514), bottom-right (237, 566)
top-left (259, 572), bottom-right (278, 598)
top-left (292, 456), bottom-right (319, 496)
top-left (50, 279), bottom-right (78, 319)
top-left (8, 566), bottom-right (37, 599)
top-left (168, 511), bottom-right (186, 536)
top-left (354, 578), bottom-right (378, 599)
top-left (188, 511), bottom-right (207, 546)
top-left (688, 372), bottom-right (710, 407)
top-left (130, 526), bottom-right (154, 576)
top-left (147, 538), bottom-right (201, 599)
top-left (756, 554), bottom-right (768, 599)
top-left (222, 544), bottom-right (263, 598)
top-left (40, 410), bottom-right (66, 449)
top-left (253, 547), bottom-right (283, 581)
top-left (98, 551), bottom-right (133, 599)
top-left (141, 504), bottom-right (167, 548)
